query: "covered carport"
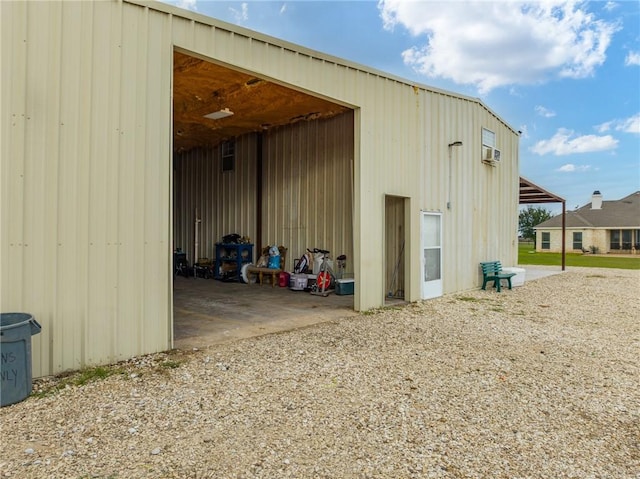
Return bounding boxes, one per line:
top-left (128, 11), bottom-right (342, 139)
top-left (519, 176), bottom-right (566, 270)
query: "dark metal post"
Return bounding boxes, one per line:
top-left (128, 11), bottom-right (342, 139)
top-left (256, 133), bottom-right (263, 250)
top-left (561, 201), bottom-right (566, 271)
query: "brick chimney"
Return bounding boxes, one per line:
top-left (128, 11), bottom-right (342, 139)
top-left (591, 190), bottom-right (602, 210)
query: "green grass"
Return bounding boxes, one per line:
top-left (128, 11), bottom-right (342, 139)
top-left (32, 366), bottom-right (127, 398)
top-left (518, 242), bottom-right (640, 269)
top-left (456, 296), bottom-right (484, 302)
top-left (160, 359), bottom-right (183, 369)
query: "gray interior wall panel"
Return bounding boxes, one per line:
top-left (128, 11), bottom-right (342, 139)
top-left (173, 135), bottom-right (258, 264)
top-left (173, 113), bottom-right (354, 275)
top-left (262, 113), bottom-right (354, 272)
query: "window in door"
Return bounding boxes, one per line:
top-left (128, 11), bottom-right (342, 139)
top-left (421, 212), bottom-right (443, 299)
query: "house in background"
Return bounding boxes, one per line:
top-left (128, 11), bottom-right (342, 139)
top-left (535, 191), bottom-right (640, 254)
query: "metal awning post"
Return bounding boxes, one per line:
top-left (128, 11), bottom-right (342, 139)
top-left (561, 201), bottom-right (566, 271)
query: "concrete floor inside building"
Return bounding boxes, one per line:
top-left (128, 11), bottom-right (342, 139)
top-left (172, 276), bottom-right (362, 350)
top-left (172, 267), bottom-right (561, 350)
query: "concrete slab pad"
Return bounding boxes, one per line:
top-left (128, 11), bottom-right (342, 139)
top-left (173, 276), bottom-right (357, 350)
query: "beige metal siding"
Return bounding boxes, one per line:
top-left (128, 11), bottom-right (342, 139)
top-left (2, 0), bottom-right (520, 377)
top-left (419, 92), bottom-right (519, 295)
top-left (2, 1), bottom-right (173, 376)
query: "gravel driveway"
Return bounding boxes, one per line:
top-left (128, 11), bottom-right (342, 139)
top-left (1, 268), bottom-right (639, 478)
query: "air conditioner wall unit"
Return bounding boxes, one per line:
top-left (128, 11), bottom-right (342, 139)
top-left (484, 147), bottom-right (493, 161)
top-left (493, 149), bottom-right (501, 162)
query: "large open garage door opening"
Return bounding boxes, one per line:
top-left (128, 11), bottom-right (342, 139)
top-left (171, 49), bottom-right (357, 349)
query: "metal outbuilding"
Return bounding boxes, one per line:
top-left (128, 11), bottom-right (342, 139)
top-left (1, 0), bottom-right (520, 377)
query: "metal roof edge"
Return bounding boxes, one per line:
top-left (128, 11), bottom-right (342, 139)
top-left (124, 0), bottom-right (518, 135)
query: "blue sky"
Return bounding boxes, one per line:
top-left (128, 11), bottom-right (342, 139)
top-left (161, 0), bottom-right (639, 213)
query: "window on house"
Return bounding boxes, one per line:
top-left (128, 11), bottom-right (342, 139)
top-left (610, 230), bottom-right (620, 250)
top-left (622, 230), bottom-right (632, 250)
top-left (572, 232), bottom-right (582, 250)
top-left (634, 230), bottom-right (640, 250)
top-left (481, 128), bottom-right (496, 162)
top-left (541, 232), bottom-right (550, 250)
top-left (221, 140), bottom-right (235, 172)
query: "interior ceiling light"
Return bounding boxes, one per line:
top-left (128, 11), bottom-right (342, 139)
top-left (204, 108), bottom-right (234, 120)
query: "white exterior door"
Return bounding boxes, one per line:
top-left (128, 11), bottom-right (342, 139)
top-left (422, 212), bottom-right (443, 299)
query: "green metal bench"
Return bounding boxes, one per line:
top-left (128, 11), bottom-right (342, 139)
top-left (480, 261), bottom-right (516, 292)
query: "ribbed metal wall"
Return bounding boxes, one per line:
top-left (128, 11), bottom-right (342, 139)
top-left (3, 0), bottom-right (520, 377)
top-left (420, 91), bottom-right (520, 295)
top-left (261, 113), bottom-right (354, 271)
top-left (2, 1), bottom-right (173, 376)
top-left (173, 135), bottom-right (258, 263)
top-left (174, 113), bottom-right (354, 274)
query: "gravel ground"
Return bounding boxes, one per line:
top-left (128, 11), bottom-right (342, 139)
top-left (1, 268), bottom-right (639, 479)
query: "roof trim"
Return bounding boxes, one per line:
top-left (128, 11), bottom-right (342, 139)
top-left (125, 0), bottom-right (518, 135)
top-left (519, 176), bottom-right (565, 204)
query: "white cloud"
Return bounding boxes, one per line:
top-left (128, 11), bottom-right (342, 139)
top-left (603, 2), bottom-right (618, 12)
top-left (279, 4), bottom-right (287, 15)
top-left (617, 113), bottom-right (640, 134)
top-left (596, 114), bottom-right (640, 135)
top-left (595, 121), bottom-right (612, 133)
top-left (625, 51), bottom-right (640, 66)
top-left (229, 2), bottom-right (248, 23)
top-left (531, 128), bottom-right (618, 155)
top-left (378, 0), bottom-right (618, 94)
top-left (176, 0), bottom-right (197, 11)
top-left (519, 125), bottom-right (530, 139)
top-left (535, 105), bottom-right (556, 118)
top-left (508, 86), bottom-right (523, 97)
top-left (556, 163), bottom-right (591, 172)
